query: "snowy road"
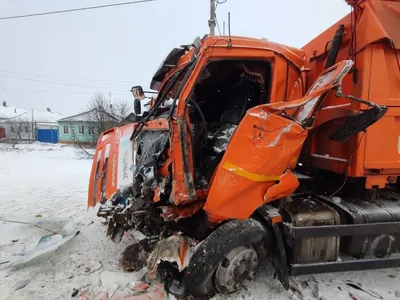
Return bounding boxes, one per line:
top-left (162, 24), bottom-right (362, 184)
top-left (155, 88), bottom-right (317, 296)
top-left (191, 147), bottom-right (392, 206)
top-left (0, 143), bottom-right (399, 300)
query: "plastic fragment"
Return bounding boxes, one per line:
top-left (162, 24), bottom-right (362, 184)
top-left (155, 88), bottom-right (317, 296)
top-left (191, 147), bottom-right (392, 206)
top-left (15, 279), bottom-right (30, 290)
top-left (72, 288), bottom-right (79, 297)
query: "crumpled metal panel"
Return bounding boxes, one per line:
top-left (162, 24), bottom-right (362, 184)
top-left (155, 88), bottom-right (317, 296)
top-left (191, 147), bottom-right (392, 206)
top-left (204, 109), bottom-right (307, 223)
top-left (204, 60), bottom-right (354, 223)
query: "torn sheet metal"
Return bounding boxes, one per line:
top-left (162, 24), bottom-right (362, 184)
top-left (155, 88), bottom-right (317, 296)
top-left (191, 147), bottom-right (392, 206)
top-left (204, 109), bottom-right (307, 223)
top-left (263, 169), bottom-right (299, 203)
top-left (0, 216), bottom-right (79, 270)
top-left (159, 200), bottom-right (205, 222)
top-left (147, 234), bottom-right (196, 279)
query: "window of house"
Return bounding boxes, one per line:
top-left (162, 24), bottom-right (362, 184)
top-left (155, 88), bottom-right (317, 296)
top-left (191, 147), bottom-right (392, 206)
top-left (78, 125), bottom-right (84, 135)
top-left (88, 126), bottom-right (95, 135)
top-left (63, 125), bottom-right (69, 134)
top-left (25, 126), bottom-right (29, 133)
top-left (10, 126), bottom-right (14, 133)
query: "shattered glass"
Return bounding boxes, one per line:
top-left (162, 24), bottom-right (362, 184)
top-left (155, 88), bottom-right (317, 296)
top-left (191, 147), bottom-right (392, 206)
top-left (133, 130), bottom-right (169, 192)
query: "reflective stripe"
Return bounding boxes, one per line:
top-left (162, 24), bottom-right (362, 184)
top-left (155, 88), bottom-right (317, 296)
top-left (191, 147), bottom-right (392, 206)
top-left (222, 161), bottom-right (280, 182)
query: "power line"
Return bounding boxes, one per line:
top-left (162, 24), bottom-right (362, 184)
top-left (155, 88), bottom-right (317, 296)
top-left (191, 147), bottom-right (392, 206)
top-left (216, 17), bottom-right (222, 35)
top-left (19, 89), bottom-right (128, 96)
top-left (214, 0), bottom-right (226, 35)
top-left (0, 72), bottom-right (129, 90)
top-left (0, 69), bottom-right (132, 84)
top-left (0, 73), bottom-right (129, 90)
top-left (0, 0), bottom-right (159, 21)
top-left (0, 82), bottom-right (15, 101)
top-left (0, 81), bottom-right (21, 106)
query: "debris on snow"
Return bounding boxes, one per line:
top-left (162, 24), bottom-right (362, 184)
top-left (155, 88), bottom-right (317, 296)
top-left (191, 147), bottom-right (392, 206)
top-left (104, 283), bottom-right (120, 298)
top-left (0, 216), bottom-right (80, 270)
top-left (14, 279), bottom-right (30, 290)
top-left (71, 288), bottom-right (79, 297)
top-left (100, 268), bottom-right (148, 288)
top-left (147, 235), bottom-right (195, 279)
top-left (346, 281), bottom-right (383, 299)
top-left (79, 261), bottom-right (103, 275)
top-left (130, 281), bottom-right (150, 292)
top-left (120, 241), bottom-right (149, 271)
top-left (94, 291), bottom-right (109, 300)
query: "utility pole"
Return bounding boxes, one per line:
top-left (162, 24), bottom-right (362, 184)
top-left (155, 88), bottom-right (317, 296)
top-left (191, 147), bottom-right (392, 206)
top-left (31, 109), bottom-right (34, 141)
top-left (209, 0), bottom-right (216, 36)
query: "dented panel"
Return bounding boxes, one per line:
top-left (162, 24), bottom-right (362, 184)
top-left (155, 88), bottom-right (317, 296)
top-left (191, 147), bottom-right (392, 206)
top-left (204, 109), bottom-right (306, 223)
top-left (204, 60), bottom-right (355, 223)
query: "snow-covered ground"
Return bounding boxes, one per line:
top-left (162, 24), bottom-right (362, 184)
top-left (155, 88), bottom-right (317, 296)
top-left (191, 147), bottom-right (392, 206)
top-left (0, 143), bottom-right (399, 300)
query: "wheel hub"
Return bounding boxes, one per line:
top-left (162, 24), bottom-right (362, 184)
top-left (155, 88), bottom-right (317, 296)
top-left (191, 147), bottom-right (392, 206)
top-left (215, 245), bottom-right (258, 293)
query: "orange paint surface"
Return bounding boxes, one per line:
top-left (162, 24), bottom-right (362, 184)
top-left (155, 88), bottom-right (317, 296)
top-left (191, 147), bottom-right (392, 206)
top-left (204, 60), bottom-right (353, 222)
top-left (302, 0), bottom-right (400, 182)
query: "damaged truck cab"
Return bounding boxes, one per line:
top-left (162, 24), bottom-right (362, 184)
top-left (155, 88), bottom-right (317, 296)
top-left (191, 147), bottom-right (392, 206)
top-left (90, 35), bottom-right (309, 222)
top-left (89, 18), bottom-right (399, 298)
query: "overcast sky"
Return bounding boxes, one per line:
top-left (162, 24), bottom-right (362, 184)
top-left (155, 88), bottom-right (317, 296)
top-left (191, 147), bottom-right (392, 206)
top-left (0, 0), bottom-right (350, 116)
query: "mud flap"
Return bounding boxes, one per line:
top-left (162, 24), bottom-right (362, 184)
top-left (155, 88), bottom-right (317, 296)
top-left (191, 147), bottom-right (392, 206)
top-left (257, 205), bottom-right (290, 290)
top-left (271, 223), bottom-right (290, 289)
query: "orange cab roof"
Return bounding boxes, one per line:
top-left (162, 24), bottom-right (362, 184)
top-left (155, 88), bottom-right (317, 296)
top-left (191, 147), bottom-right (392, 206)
top-left (152, 35), bottom-right (307, 91)
top-left (200, 35), bottom-right (307, 71)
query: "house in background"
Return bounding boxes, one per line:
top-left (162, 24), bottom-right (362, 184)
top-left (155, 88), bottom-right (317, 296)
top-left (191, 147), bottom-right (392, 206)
top-left (35, 108), bottom-right (63, 143)
top-left (0, 101), bottom-right (27, 121)
top-left (0, 101), bottom-right (27, 140)
top-left (0, 101), bottom-right (63, 143)
top-left (58, 108), bottom-right (119, 145)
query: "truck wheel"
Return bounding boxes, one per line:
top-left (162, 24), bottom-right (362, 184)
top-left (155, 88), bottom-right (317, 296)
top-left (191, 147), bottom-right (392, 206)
top-left (182, 218), bottom-right (270, 298)
top-left (214, 244), bottom-right (258, 294)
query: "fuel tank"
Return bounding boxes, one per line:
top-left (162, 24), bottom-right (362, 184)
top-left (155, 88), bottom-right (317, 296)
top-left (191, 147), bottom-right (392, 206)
top-left (322, 196), bottom-right (400, 258)
top-left (283, 197), bottom-right (340, 264)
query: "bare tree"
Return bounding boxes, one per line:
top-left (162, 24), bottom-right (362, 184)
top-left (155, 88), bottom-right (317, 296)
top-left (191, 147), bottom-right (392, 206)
top-left (0, 117), bottom-right (32, 149)
top-left (112, 99), bottom-right (131, 121)
top-left (74, 93), bottom-right (131, 159)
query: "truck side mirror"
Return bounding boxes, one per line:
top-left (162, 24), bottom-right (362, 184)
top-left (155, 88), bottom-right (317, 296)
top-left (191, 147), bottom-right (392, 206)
top-left (131, 86), bottom-right (145, 115)
top-left (134, 99), bottom-right (141, 115)
top-left (131, 86), bottom-right (145, 100)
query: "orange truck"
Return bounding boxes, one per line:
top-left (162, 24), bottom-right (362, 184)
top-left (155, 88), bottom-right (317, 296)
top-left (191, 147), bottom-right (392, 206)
top-left (88, 0), bottom-right (400, 298)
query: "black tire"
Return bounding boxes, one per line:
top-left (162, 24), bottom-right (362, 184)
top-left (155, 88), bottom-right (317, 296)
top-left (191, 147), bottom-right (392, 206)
top-left (182, 218), bottom-right (269, 298)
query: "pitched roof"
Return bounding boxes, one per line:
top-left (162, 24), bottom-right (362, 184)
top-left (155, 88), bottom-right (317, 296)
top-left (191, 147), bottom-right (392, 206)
top-left (0, 106), bottom-right (28, 119)
top-left (58, 108), bottom-right (120, 122)
top-left (58, 110), bottom-right (94, 122)
top-left (0, 107), bottom-right (63, 123)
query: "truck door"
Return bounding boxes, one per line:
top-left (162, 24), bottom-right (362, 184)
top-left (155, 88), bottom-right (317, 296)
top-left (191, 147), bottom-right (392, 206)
top-left (204, 60), bottom-right (354, 223)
